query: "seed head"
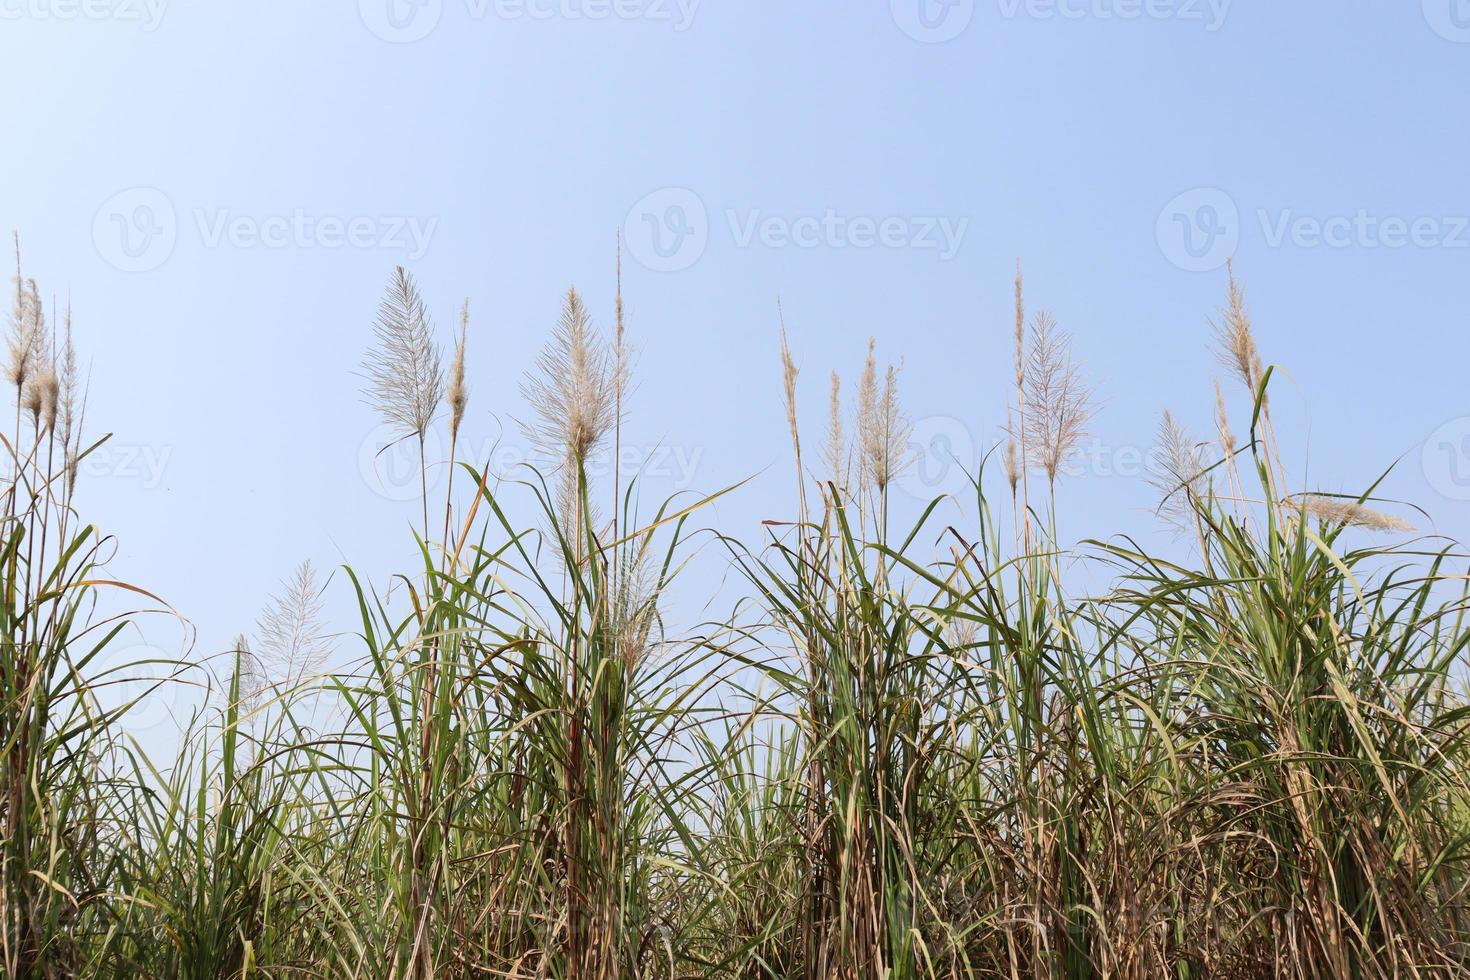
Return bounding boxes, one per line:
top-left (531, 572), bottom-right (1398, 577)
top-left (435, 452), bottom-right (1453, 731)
top-left (824, 370), bottom-right (845, 488)
top-left (1303, 495), bottom-right (1412, 533)
top-left (446, 299), bottom-right (469, 442)
top-left (779, 315), bottom-right (800, 460)
top-left (1013, 260), bottom-right (1025, 389)
top-left (1213, 378), bottom-right (1236, 457)
top-left (9, 273), bottom-right (44, 392)
top-left (362, 266), bottom-right (443, 441)
top-left (37, 367), bottom-right (58, 434)
top-left (1213, 260), bottom-right (1263, 395)
top-left (1022, 311), bottom-right (1093, 485)
top-left (857, 339), bottom-right (913, 493)
top-left (522, 286), bottom-right (624, 466)
top-left (256, 559), bottom-right (333, 687)
top-left (1151, 410), bottom-right (1208, 532)
top-left (1004, 433), bottom-right (1020, 495)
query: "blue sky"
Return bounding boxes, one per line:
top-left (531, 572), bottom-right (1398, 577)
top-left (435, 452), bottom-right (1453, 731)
top-left (1, 1), bottom-right (1467, 723)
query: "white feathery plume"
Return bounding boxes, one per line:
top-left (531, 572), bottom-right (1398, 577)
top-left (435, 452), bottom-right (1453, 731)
top-left (1022, 311), bottom-right (1093, 486)
top-left (231, 634), bottom-right (267, 711)
top-left (363, 266), bottom-right (443, 440)
top-left (446, 299), bottom-right (469, 444)
top-left (857, 339), bottom-right (914, 493)
top-left (857, 338), bottom-right (878, 490)
top-left (779, 321), bottom-right (801, 465)
top-left (256, 559), bottom-right (333, 687)
top-left (522, 286), bottom-right (624, 467)
top-left (8, 234), bottom-right (39, 391)
top-left (824, 370), bottom-right (845, 489)
top-left (1213, 378), bottom-right (1235, 457)
top-left (1150, 410), bottom-right (1209, 534)
top-left (1213, 260), bottom-right (1263, 395)
top-left (1302, 496), bottom-right (1413, 534)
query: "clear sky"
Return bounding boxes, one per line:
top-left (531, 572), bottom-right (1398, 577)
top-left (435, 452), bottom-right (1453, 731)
top-left (1, 1), bottom-right (1467, 732)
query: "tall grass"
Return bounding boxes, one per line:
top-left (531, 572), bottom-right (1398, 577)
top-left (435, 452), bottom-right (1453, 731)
top-left (2, 244), bottom-right (1467, 978)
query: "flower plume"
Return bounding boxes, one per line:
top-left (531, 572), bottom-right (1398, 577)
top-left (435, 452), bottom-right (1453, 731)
top-left (447, 298), bottom-right (469, 443)
top-left (857, 339), bottom-right (913, 493)
top-left (1303, 495), bottom-right (1413, 534)
top-left (363, 266), bottom-right (443, 441)
top-left (1022, 311), bottom-right (1093, 485)
top-left (8, 234), bottom-right (42, 391)
top-left (1151, 410), bottom-right (1208, 532)
top-left (824, 370), bottom-right (845, 487)
top-left (522, 286), bottom-right (624, 466)
top-left (1213, 260), bottom-right (1262, 394)
top-left (256, 559), bottom-right (333, 687)
top-left (779, 318), bottom-right (801, 462)
top-left (1213, 378), bottom-right (1235, 457)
